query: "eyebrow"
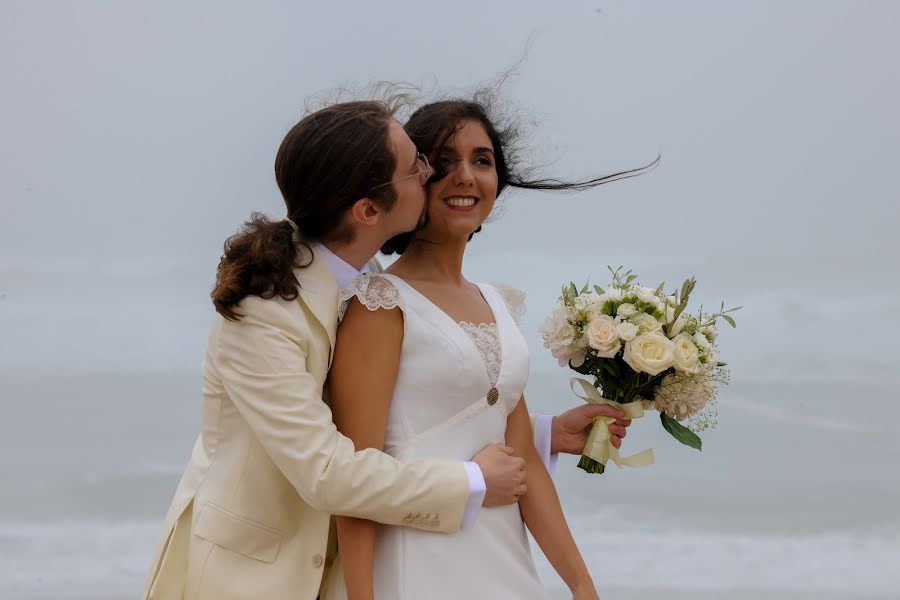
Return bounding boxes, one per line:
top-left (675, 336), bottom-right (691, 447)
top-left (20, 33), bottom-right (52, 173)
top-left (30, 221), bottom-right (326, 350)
top-left (474, 147), bottom-right (495, 156)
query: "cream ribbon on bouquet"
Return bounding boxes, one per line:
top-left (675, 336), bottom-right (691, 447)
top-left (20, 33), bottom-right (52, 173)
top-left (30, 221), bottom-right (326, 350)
top-left (570, 378), bottom-right (655, 470)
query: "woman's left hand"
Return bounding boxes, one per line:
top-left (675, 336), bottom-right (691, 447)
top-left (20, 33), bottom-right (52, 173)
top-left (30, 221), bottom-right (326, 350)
top-left (550, 404), bottom-right (632, 455)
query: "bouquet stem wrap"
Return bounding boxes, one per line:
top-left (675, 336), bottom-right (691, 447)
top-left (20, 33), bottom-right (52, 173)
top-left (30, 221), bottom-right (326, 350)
top-left (570, 378), bottom-right (656, 474)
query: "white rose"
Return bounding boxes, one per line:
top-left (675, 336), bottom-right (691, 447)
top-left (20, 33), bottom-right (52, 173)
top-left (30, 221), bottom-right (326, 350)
top-left (616, 321), bottom-right (639, 342)
top-left (617, 303), bottom-right (637, 318)
top-left (629, 312), bottom-right (662, 334)
top-left (693, 331), bottom-right (711, 351)
top-left (623, 333), bottom-right (676, 376)
top-left (672, 334), bottom-right (701, 374)
top-left (586, 315), bottom-right (622, 358)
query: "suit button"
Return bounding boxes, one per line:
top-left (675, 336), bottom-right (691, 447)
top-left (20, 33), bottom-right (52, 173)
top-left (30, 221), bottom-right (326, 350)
top-left (312, 554), bottom-right (324, 568)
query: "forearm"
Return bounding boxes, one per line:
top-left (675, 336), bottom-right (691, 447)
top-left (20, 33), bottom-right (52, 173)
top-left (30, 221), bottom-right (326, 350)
top-left (336, 516), bottom-right (376, 600)
top-left (519, 455), bottom-right (593, 592)
top-left (216, 297), bottom-right (469, 530)
top-left (511, 399), bottom-right (592, 592)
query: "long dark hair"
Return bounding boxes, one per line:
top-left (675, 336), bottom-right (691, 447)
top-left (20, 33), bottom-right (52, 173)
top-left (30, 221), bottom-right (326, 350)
top-left (212, 101), bottom-right (399, 321)
top-left (381, 95), bottom-right (659, 255)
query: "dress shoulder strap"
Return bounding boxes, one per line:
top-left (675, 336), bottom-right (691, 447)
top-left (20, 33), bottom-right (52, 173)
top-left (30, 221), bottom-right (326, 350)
top-left (487, 281), bottom-right (527, 326)
top-left (338, 274), bottom-right (402, 321)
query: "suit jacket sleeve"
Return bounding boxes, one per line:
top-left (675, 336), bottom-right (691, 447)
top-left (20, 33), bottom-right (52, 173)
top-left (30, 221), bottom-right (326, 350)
top-left (212, 296), bottom-right (469, 533)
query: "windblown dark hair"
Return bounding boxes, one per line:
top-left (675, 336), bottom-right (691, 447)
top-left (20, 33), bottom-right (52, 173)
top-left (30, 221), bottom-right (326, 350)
top-left (212, 100), bottom-right (401, 321)
top-left (381, 92), bottom-right (659, 255)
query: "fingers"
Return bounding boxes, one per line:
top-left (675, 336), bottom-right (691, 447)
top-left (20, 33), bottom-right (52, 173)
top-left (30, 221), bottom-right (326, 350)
top-left (581, 404), bottom-right (626, 419)
top-left (611, 437), bottom-right (622, 449)
top-left (515, 483), bottom-right (528, 497)
top-left (614, 418), bottom-right (632, 427)
top-left (609, 425), bottom-right (627, 439)
top-left (497, 444), bottom-right (515, 456)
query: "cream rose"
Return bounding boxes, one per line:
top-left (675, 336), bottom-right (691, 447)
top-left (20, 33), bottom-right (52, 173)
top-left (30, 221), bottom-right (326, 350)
top-left (623, 333), bottom-right (675, 376)
top-left (586, 315), bottom-right (622, 358)
top-left (672, 334), bottom-right (701, 373)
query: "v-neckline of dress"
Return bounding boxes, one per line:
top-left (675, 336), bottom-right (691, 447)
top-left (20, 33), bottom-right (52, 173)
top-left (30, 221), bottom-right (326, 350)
top-left (381, 274), bottom-right (505, 400)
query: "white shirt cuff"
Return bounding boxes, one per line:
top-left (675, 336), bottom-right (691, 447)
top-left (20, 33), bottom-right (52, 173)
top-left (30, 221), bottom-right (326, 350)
top-left (534, 414), bottom-right (559, 477)
top-left (460, 461), bottom-right (486, 529)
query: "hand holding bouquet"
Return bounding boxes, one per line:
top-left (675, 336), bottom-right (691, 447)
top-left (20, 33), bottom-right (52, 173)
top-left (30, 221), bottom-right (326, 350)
top-left (540, 267), bottom-right (739, 474)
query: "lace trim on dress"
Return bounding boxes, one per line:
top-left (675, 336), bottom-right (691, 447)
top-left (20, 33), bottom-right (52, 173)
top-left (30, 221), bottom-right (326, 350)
top-left (338, 274), bottom-right (401, 321)
top-left (459, 321), bottom-right (502, 387)
top-left (489, 282), bottom-right (526, 325)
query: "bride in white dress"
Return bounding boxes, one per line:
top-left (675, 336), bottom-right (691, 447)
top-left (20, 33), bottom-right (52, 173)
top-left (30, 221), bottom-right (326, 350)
top-left (324, 98), bottom-right (622, 600)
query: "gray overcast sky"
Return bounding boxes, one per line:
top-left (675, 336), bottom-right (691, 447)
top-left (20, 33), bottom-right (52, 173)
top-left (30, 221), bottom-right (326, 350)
top-left (1, 1), bottom-right (898, 378)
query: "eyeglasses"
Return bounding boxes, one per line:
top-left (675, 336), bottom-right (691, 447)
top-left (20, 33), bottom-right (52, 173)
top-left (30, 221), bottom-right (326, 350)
top-left (367, 152), bottom-right (434, 193)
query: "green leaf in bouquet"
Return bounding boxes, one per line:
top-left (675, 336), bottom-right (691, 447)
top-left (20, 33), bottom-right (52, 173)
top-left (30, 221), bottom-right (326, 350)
top-left (717, 362), bottom-right (727, 367)
top-left (626, 274), bottom-right (638, 285)
top-left (569, 282), bottom-right (578, 298)
top-left (655, 281), bottom-right (666, 296)
top-left (580, 281), bottom-right (590, 294)
top-left (722, 315), bottom-right (736, 328)
top-left (660, 413), bottom-right (702, 450)
top-left (569, 358), bottom-right (594, 376)
top-left (594, 285), bottom-right (605, 295)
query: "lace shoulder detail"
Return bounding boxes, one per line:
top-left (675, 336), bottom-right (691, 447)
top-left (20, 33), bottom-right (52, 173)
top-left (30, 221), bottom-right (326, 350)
top-left (489, 282), bottom-right (526, 325)
top-left (338, 274), bottom-right (401, 321)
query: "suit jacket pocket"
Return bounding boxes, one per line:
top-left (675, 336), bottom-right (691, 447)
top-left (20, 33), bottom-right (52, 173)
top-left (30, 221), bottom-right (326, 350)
top-left (194, 502), bottom-right (283, 564)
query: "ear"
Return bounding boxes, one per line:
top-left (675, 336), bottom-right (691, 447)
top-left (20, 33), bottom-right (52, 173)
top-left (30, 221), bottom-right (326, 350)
top-left (348, 197), bottom-right (383, 227)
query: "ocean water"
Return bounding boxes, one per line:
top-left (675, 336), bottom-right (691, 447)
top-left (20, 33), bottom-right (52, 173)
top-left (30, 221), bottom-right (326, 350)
top-left (1, 370), bottom-right (898, 600)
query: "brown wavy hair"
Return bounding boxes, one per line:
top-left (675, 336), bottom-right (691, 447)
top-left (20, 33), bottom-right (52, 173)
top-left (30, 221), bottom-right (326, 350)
top-left (212, 101), bottom-right (399, 320)
top-left (382, 94), bottom-right (659, 255)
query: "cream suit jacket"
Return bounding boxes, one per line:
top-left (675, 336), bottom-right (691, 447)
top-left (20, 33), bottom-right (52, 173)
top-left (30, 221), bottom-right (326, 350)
top-left (142, 246), bottom-right (471, 600)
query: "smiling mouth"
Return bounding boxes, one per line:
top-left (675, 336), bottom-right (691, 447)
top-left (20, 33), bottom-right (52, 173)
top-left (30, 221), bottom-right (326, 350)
top-left (443, 196), bottom-right (479, 210)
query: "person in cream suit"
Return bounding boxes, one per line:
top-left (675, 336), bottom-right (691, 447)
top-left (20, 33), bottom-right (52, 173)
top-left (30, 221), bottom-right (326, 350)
top-left (143, 99), bottom-right (630, 600)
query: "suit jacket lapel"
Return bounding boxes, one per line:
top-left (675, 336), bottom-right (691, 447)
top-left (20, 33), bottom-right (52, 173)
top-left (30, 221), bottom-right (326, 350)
top-left (294, 244), bottom-right (339, 364)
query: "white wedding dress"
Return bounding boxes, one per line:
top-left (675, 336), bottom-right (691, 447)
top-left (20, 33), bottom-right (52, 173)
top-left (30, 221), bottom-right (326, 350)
top-left (320, 273), bottom-right (546, 599)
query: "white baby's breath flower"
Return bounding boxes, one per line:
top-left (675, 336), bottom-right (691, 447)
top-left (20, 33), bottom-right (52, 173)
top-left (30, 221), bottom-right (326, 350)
top-left (586, 315), bottom-right (622, 358)
top-left (573, 293), bottom-right (593, 312)
top-left (623, 333), bottom-right (675, 376)
top-left (672, 334), bottom-right (701, 374)
top-left (616, 321), bottom-right (639, 342)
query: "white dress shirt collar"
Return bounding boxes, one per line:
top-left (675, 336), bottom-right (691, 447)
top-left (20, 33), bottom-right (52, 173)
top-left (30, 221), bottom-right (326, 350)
top-left (313, 242), bottom-right (370, 289)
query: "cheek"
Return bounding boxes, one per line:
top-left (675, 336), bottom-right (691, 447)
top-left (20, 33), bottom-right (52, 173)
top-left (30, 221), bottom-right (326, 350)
top-left (479, 174), bottom-right (499, 210)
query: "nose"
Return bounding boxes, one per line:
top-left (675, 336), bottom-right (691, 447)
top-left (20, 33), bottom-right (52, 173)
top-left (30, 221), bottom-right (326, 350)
top-left (452, 160), bottom-right (475, 186)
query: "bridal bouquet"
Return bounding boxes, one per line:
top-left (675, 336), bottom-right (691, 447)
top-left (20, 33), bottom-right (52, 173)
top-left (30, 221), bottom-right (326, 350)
top-left (539, 267), bottom-right (739, 474)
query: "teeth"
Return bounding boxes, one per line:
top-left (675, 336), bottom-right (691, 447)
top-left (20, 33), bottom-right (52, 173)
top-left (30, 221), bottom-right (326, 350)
top-left (445, 197), bottom-right (477, 207)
